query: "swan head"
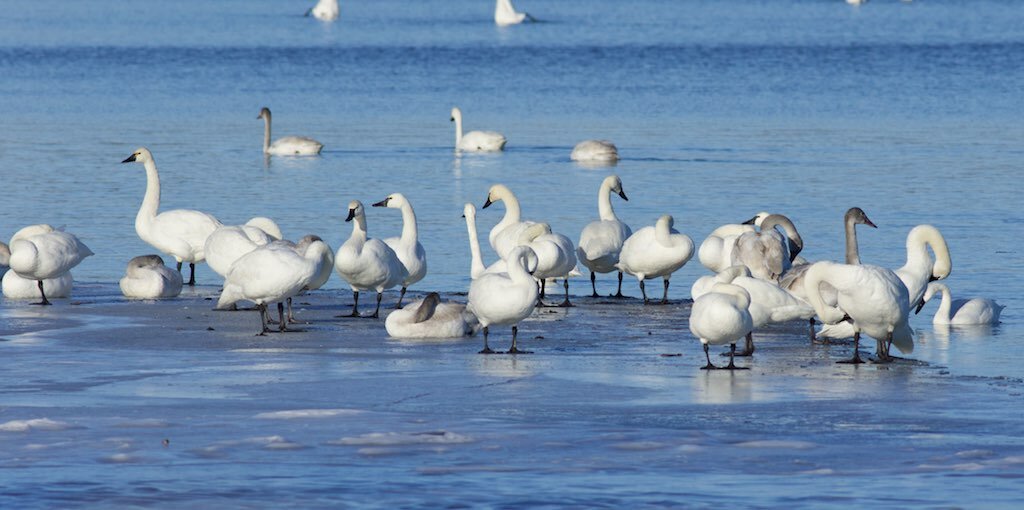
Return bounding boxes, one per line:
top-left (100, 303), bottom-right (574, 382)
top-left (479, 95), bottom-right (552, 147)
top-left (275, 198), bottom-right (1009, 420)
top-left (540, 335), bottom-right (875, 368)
top-left (121, 147), bottom-right (153, 164)
top-left (604, 175), bottom-right (628, 201)
top-left (482, 184), bottom-right (512, 209)
top-left (657, 215), bottom-right (674, 230)
top-left (462, 203), bottom-right (476, 219)
top-left (257, 107), bottom-right (271, 120)
top-left (372, 193), bottom-right (408, 210)
top-left (508, 246), bottom-right (539, 275)
top-left (345, 200), bottom-right (363, 222)
top-left (741, 211), bottom-right (771, 226)
top-left (450, 107), bottom-right (462, 123)
top-left (294, 234), bottom-right (324, 251)
top-left (918, 282), bottom-right (949, 314)
top-left (846, 207), bottom-right (877, 228)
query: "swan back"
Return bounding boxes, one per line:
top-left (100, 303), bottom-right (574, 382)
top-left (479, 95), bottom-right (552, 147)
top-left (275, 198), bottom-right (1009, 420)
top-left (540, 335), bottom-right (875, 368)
top-left (689, 283), bottom-right (754, 346)
top-left (120, 254), bottom-right (183, 299)
top-left (217, 241), bottom-right (323, 309)
top-left (617, 215), bottom-right (694, 280)
top-left (385, 293), bottom-right (479, 339)
top-left (245, 217), bottom-right (283, 240)
top-left (9, 230), bottom-right (93, 280)
top-left (495, 0), bottom-right (528, 25)
top-left (804, 261), bottom-right (912, 350)
top-left (571, 140), bottom-right (619, 163)
top-left (204, 225), bottom-right (274, 278)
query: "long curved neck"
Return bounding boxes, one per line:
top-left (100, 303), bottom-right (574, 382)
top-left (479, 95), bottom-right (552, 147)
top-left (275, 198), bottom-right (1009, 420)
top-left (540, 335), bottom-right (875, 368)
top-left (803, 262), bottom-right (844, 323)
top-left (413, 298), bottom-right (438, 323)
top-left (348, 214), bottom-right (368, 248)
top-left (718, 285), bottom-right (750, 310)
top-left (465, 213), bottom-right (486, 279)
top-left (136, 159), bottom-right (161, 234)
top-left (496, 192), bottom-right (522, 229)
top-left (597, 180), bottom-right (617, 221)
top-left (399, 203), bottom-right (418, 244)
top-left (262, 115), bottom-right (272, 153)
top-left (763, 215), bottom-right (802, 259)
top-left (508, 251), bottom-right (534, 283)
top-left (935, 285), bottom-right (952, 322)
top-left (453, 115), bottom-right (463, 146)
top-left (844, 214), bottom-right (860, 264)
top-left (654, 218), bottom-right (672, 246)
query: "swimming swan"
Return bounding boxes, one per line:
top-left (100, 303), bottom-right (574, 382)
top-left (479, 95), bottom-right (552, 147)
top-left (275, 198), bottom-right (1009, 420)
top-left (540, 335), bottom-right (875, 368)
top-left (616, 215), bottom-right (694, 304)
top-left (803, 261), bottom-right (912, 363)
top-left (467, 246), bottom-right (539, 354)
top-left (690, 283), bottom-right (754, 370)
top-left (495, 0), bottom-right (534, 26)
top-left (3, 270), bottom-right (73, 300)
top-left (571, 140), bottom-right (618, 164)
top-left (119, 254), bottom-right (183, 299)
top-left (307, 0), bottom-right (339, 21)
top-left (334, 200), bottom-right (408, 318)
top-left (451, 107), bottom-right (506, 152)
top-left (577, 175), bottom-right (631, 297)
top-left (258, 107), bottom-right (323, 156)
top-left (217, 237), bottom-right (332, 335)
top-left (482, 183), bottom-right (536, 260)
top-left (372, 193), bottom-right (427, 308)
top-left (7, 224), bottom-right (92, 305)
top-left (122, 148), bottom-right (223, 286)
top-left (385, 292), bottom-right (479, 339)
top-left (919, 282), bottom-right (1003, 325)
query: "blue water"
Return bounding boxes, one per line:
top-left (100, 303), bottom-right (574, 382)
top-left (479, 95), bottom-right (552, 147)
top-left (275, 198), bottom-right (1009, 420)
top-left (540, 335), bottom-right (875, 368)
top-left (2, 0), bottom-right (1023, 507)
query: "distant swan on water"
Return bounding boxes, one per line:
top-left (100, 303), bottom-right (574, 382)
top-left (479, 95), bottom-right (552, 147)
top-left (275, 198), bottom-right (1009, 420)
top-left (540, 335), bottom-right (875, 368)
top-left (307, 0), bottom-right (339, 21)
top-left (571, 140), bottom-right (619, 165)
top-left (919, 282), bottom-right (1003, 326)
top-left (258, 107), bottom-right (323, 156)
top-left (495, 0), bottom-right (534, 26)
top-left (451, 107), bottom-right (506, 152)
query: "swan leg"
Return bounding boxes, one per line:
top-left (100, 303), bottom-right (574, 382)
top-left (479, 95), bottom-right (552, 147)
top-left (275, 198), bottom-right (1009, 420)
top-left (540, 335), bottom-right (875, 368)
top-left (808, 318), bottom-right (818, 344)
top-left (557, 278), bottom-right (573, 307)
top-left (187, 263), bottom-right (196, 286)
top-left (873, 333), bottom-right (895, 363)
top-left (724, 332), bottom-right (755, 357)
top-left (396, 287), bottom-right (407, 309)
top-left (339, 291), bottom-right (360, 318)
top-left (277, 302), bottom-right (287, 332)
top-left (256, 303), bottom-right (270, 336)
top-left (640, 280), bottom-right (648, 304)
top-left (615, 272), bottom-right (625, 298)
top-left (725, 343), bottom-right (749, 370)
top-left (369, 292), bottom-right (383, 319)
top-left (837, 331), bottom-right (864, 364)
top-left (287, 297), bottom-right (299, 324)
top-left (507, 325), bottom-right (533, 354)
top-left (479, 326), bottom-right (496, 354)
top-left (661, 279), bottom-right (670, 305)
top-left (176, 261), bottom-right (182, 273)
top-left (32, 280), bottom-right (52, 306)
top-left (540, 279), bottom-right (547, 300)
top-left (700, 343), bottom-right (718, 370)
top-left (590, 271), bottom-right (599, 298)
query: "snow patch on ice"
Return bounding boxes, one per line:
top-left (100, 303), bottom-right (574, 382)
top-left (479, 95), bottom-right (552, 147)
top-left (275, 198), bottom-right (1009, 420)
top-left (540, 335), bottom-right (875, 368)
top-left (0, 418), bottom-right (73, 432)
top-left (735, 440), bottom-right (817, 450)
top-left (329, 431), bottom-right (474, 446)
top-left (255, 409), bottom-right (364, 420)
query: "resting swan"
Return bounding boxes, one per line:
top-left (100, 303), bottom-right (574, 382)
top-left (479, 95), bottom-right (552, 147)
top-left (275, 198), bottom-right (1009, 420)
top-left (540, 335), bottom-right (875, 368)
top-left (482, 184), bottom-right (536, 260)
top-left (119, 255), bottom-right (183, 299)
top-left (919, 282), bottom-right (1003, 325)
top-left (467, 246), bottom-right (539, 354)
top-left (616, 215), bottom-right (694, 304)
top-left (577, 175), bottom-right (631, 297)
top-left (307, 0), bottom-right (339, 21)
top-left (571, 140), bottom-right (618, 164)
top-left (372, 193), bottom-right (427, 308)
top-left (690, 283), bottom-right (754, 370)
top-left (7, 224), bottom-right (93, 305)
top-left (518, 223), bottom-right (577, 307)
top-left (3, 270), bottom-right (73, 300)
top-left (803, 261), bottom-right (912, 363)
top-left (334, 200), bottom-right (408, 318)
top-left (385, 292), bottom-right (479, 339)
top-left (451, 107), bottom-right (506, 152)
top-left (258, 107), bottom-right (323, 156)
top-left (495, 0), bottom-right (534, 26)
top-left (122, 148), bottom-right (223, 286)
top-left (732, 213), bottom-right (803, 282)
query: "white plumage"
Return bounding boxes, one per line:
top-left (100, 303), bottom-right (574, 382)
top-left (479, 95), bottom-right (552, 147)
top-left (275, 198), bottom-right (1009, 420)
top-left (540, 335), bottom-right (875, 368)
top-left (308, 0), bottom-right (339, 21)
top-left (334, 200), bottom-right (408, 318)
top-left (7, 224), bottom-right (93, 304)
top-left (495, 0), bottom-right (531, 26)
top-left (258, 107), bottom-right (323, 156)
top-left (921, 283), bottom-right (1003, 325)
top-left (518, 223), bottom-right (578, 306)
top-left (372, 193), bottom-right (427, 308)
top-left (689, 283), bottom-right (754, 370)
top-left (3, 270), bottom-right (73, 300)
top-left (119, 254), bottom-right (183, 299)
top-left (467, 246), bottom-right (539, 354)
top-left (385, 292), bottom-right (479, 339)
top-left (482, 184), bottom-right (536, 260)
top-left (577, 175), bottom-right (631, 297)
top-left (204, 224), bottom-right (276, 280)
top-left (616, 215), bottom-right (694, 304)
top-left (571, 140), bottom-right (618, 164)
top-left (451, 107), bottom-right (506, 152)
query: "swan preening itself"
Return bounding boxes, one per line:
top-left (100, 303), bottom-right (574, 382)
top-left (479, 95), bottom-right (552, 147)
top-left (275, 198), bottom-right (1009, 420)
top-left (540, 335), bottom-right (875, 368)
top-left (920, 283), bottom-right (1003, 325)
top-left (258, 107), bottom-right (324, 156)
top-left (450, 107), bottom-right (506, 152)
top-left (204, 220), bottom-right (281, 280)
top-left (307, 0), bottom-right (339, 21)
top-left (119, 255), bottom-right (183, 299)
top-left (122, 148), bottom-right (223, 286)
top-left (7, 224), bottom-right (92, 305)
top-left (467, 246), bottom-right (539, 354)
top-left (698, 212), bottom-right (802, 280)
top-left (385, 292), bottom-right (479, 339)
top-left (616, 215), bottom-right (694, 304)
top-left (571, 140), bottom-right (619, 165)
top-left (578, 175), bottom-right (631, 298)
top-left (495, 0), bottom-right (534, 26)
top-left (217, 236), bottom-right (332, 335)
top-left (690, 283), bottom-right (754, 370)
top-left (372, 193), bottom-right (427, 308)
top-left (335, 200), bottom-right (408, 318)
top-left (518, 223), bottom-right (577, 306)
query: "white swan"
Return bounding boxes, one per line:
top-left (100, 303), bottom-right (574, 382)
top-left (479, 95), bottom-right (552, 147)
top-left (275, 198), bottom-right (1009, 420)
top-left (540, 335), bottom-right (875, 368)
top-left (577, 175), bottom-right (632, 297)
top-left (518, 223), bottom-right (577, 306)
top-left (119, 254), bottom-right (183, 299)
top-left (616, 215), bottom-right (694, 304)
top-left (7, 224), bottom-right (93, 305)
top-left (258, 107), bottom-right (323, 156)
top-left (732, 213), bottom-right (803, 282)
top-left (467, 245), bottom-right (539, 354)
top-left (268, 235), bottom-right (335, 324)
top-left (920, 282), bottom-right (1003, 325)
top-left (482, 184), bottom-right (536, 259)
top-left (385, 292), bottom-right (479, 339)
top-left (451, 107), bottom-right (506, 152)
top-left (495, 0), bottom-right (533, 26)
top-left (3, 270), bottom-right (73, 300)
top-left (372, 193), bottom-right (427, 308)
top-left (690, 283), bottom-right (754, 370)
top-left (698, 223), bottom-right (755, 274)
top-left (308, 0), bottom-right (339, 21)
top-left (244, 217), bottom-right (283, 241)
top-left (204, 224), bottom-right (275, 280)
top-left (571, 140), bottom-right (618, 164)
top-left (122, 148), bottom-right (223, 286)
top-left (463, 203), bottom-right (538, 279)
top-left (803, 261), bottom-right (912, 363)
top-left (216, 237), bottom-right (332, 335)
top-left (334, 200), bottom-right (408, 318)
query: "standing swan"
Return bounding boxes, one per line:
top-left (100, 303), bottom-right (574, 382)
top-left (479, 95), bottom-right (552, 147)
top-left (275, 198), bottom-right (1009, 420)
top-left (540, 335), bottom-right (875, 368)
top-left (334, 201), bottom-right (408, 318)
top-left (258, 107), bottom-right (323, 156)
top-left (307, 0), bottom-right (339, 21)
top-left (7, 224), bottom-right (92, 305)
top-left (122, 148), bottom-right (223, 286)
top-left (451, 107), bottom-right (506, 152)
top-left (385, 292), bottom-right (479, 339)
top-left (495, 0), bottom-right (534, 26)
top-left (463, 203), bottom-right (536, 279)
top-left (690, 283), bottom-right (754, 370)
top-left (803, 261), bottom-right (912, 363)
top-left (919, 283), bottom-right (1003, 325)
top-left (372, 193), bottom-right (427, 308)
top-left (482, 184), bottom-right (536, 259)
top-left (571, 140), bottom-right (619, 164)
top-left (616, 215), bottom-right (694, 304)
top-left (518, 223), bottom-right (578, 306)
top-left (577, 175), bottom-right (631, 297)
top-left (119, 255), bottom-right (183, 299)
top-left (468, 246), bottom-right (539, 354)
top-left (732, 214), bottom-right (803, 282)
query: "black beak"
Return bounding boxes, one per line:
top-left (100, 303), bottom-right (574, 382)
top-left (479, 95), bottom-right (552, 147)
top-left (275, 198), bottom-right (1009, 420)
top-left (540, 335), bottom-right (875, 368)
top-left (914, 299), bottom-right (926, 315)
top-left (122, 154), bottom-right (137, 163)
top-left (345, 208), bottom-right (356, 222)
top-left (450, 117), bottom-right (455, 122)
top-left (372, 198), bottom-right (389, 207)
top-left (618, 190), bottom-right (629, 201)
top-left (482, 197), bottom-right (493, 209)
top-left (741, 216), bottom-right (758, 225)
top-left (461, 213), bottom-right (465, 218)
top-left (864, 216), bottom-right (878, 228)
top-left (929, 274), bottom-right (940, 283)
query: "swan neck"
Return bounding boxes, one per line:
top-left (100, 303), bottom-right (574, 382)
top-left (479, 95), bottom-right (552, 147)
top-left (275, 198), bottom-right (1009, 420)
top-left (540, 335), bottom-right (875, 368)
top-left (465, 213), bottom-right (486, 279)
top-left (399, 204), bottom-right (418, 244)
top-left (137, 159), bottom-right (160, 232)
top-left (655, 219), bottom-right (672, 246)
top-left (453, 115), bottom-right (463, 146)
top-left (597, 180), bottom-right (616, 221)
top-left (349, 214), bottom-right (368, 244)
top-left (844, 215), bottom-right (860, 265)
top-left (508, 251), bottom-right (534, 282)
top-left (803, 263), bottom-right (842, 322)
top-left (935, 285), bottom-right (952, 322)
top-left (263, 114), bottom-right (272, 153)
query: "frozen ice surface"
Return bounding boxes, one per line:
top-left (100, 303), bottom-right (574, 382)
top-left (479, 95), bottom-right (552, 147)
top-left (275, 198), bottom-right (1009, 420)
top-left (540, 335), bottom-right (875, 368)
top-left (1, 283), bottom-right (1022, 508)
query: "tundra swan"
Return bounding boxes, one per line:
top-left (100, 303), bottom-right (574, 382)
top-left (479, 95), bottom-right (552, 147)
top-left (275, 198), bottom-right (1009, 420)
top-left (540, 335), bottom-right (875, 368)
top-left (481, 184), bottom-right (536, 259)
top-left (385, 292), bottom-right (479, 339)
top-left (372, 193), bottom-right (427, 308)
top-left (919, 282), bottom-right (1003, 325)
top-left (467, 246), bottom-right (539, 354)
top-left (518, 223), bottom-right (577, 306)
top-left (3, 271), bottom-right (72, 300)
top-left (307, 0), bottom-right (339, 21)
top-left (334, 200), bottom-right (408, 318)
top-left (463, 203), bottom-right (538, 279)
top-left (121, 148), bottom-right (223, 286)
top-left (732, 213), bottom-right (803, 282)
top-left (119, 254), bottom-right (183, 299)
top-left (495, 0), bottom-right (534, 26)
top-left (616, 215), bottom-right (694, 304)
top-left (7, 224), bottom-right (92, 305)
top-left (690, 283), bottom-right (754, 370)
top-left (577, 175), bottom-right (631, 297)
top-left (258, 107), bottom-right (323, 156)
top-left (451, 107), bottom-right (506, 152)
top-left (571, 140), bottom-right (618, 164)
